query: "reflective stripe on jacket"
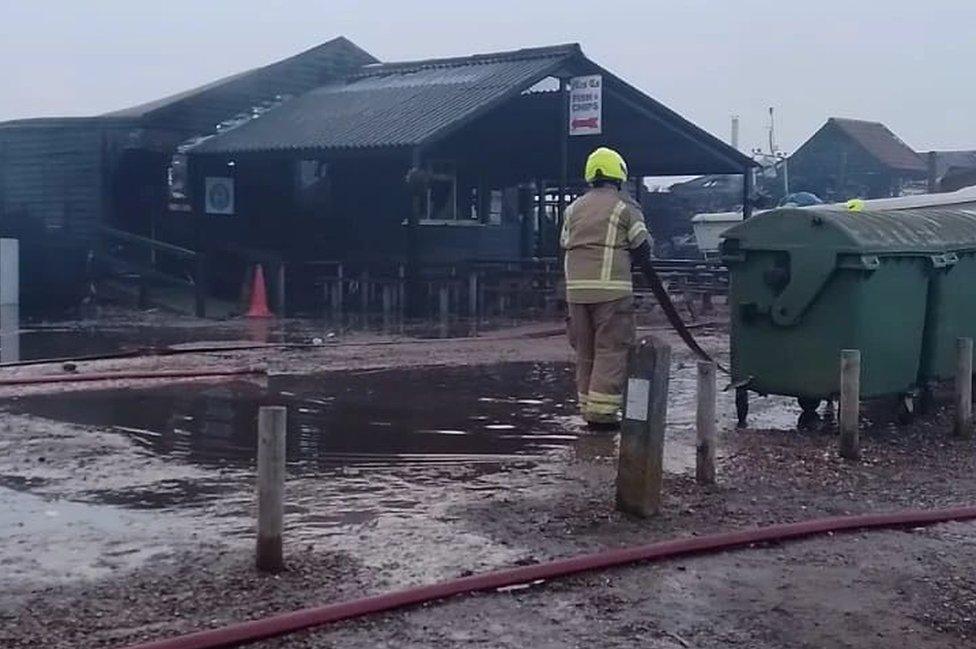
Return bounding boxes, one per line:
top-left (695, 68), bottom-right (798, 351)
top-left (561, 186), bottom-right (651, 304)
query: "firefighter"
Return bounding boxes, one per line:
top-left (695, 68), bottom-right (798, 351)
top-left (561, 147), bottom-right (653, 428)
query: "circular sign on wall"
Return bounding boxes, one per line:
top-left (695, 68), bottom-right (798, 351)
top-left (205, 177), bottom-right (235, 215)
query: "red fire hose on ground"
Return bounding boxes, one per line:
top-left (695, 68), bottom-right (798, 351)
top-left (0, 367), bottom-right (265, 387)
top-left (119, 504), bottom-right (976, 649)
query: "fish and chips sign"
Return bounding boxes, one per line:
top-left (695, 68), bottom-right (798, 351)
top-left (569, 75), bottom-right (603, 136)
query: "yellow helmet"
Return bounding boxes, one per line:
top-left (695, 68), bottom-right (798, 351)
top-left (846, 198), bottom-right (865, 212)
top-left (585, 147), bottom-right (628, 184)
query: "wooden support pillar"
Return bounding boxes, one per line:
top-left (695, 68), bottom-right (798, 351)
top-left (616, 336), bottom-right (672, 517)
top-left (405, 148), bottom-right (424, 318)
top-left (275, 262), bottom-right (286, 317)
top-left (557, 77), bottom-right (570, 254)
top-left (742, 169), bottom-right (754, 220)
top-left (360, 270), bottom-right (370, 316)
top-left (696, 360), bottom-right (717, 485)
top-left (397, 264), bottom-right (406, 322)
top-left (256, 406), bottom-right (286, 572)
top-left (927, 151), bottom-right (939, 194)
top-left (468, 271), bottom-right (479, 320)
top-left (331, 264), bottom-right (344, 323)
top-left (438, 284), bottom-right (449, 323)
top-left (194, 255), bottom-right (207, 319)
top-left (382, 284), bottom-right (394, 329)
top-left (535, 179), bottom-right (546, 257)
top-left (839, 349), bottom-right (861, 460)
top-left (956, 337), bottom-right (973, 439)
top-left (137, 280), bottom-right (150, 310)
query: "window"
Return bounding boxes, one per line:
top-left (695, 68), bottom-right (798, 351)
top-left (420, 161), bottom-right (465, 223)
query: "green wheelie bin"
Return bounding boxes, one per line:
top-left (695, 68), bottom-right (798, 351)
top-left (914, 208), bottom-right (976, 384)
top-left (721, 207), bottom-right (964, 421)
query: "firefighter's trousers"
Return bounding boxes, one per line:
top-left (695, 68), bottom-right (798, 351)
top-left (567, 297), bottom-right (636, 424)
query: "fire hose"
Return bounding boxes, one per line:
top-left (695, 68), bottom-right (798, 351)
top-left (0, 367), bottom-right (265, 387)
top-left (641, 264), bottom-right (728, 373)
top-left (118, 504), bottom-right (976, 649)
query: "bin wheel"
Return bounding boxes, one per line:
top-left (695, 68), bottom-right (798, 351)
top-left (735, 387), bottom-right (749, 428)
top-left (897, 394), bottom-right (916, 425)
top-left (798, 398), bottom-right (822, 415)
top-left (917, 384), bottom-right (935, 415)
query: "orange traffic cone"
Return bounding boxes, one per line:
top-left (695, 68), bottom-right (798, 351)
top-left (246, 265), bottom-right (273, 318)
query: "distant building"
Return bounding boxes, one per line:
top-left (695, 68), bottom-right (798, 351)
top-left (787, 118), bottom-right (927, 201)
top-left (930, 150), bottom-right (976, 192)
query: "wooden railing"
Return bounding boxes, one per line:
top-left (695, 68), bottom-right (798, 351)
top-left (98, 226), bottom-right (209, 317)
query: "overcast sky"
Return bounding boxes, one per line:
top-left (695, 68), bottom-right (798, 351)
top-left (2, 0), bottom-right (973, 154)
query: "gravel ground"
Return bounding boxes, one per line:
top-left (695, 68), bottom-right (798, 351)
top-left (1, 312), bottom-right (975, 647)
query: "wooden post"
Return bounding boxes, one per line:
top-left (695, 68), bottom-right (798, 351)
top-left (275, 262), bottom-right (286, 317)
top-left (397, 264), bottom-right (406, 322)
top-left (381, 283), bottom-right (394, 331)
top-left (438, 283), bottom-right (449, 331)
top-left (137, 280), bottom-right (149, 310)
top-left (956, 337), bottom-right (973, 439)
top-left (468, 271), bottom-right (479, 320)
top-left (616, 336), bottom-right (671, 517)
top-left (0, 238), bottom-right (19, 307)
top-left (535, 179), bottom-right (545, 257)
top-left (839, 349), bottom-right (861, 460)
top-left (0, 303), bottom-right (20, 364)
top-left (696, 360), bottom-right (717, 485)
top-left (194, 255), bottom-right (207, 319)
top-left (927, 151), bottom-right (939, 193)
top-left (257, 406), bottom-right (286, 572)
top-left (360, 270), bottom-right (370, 316)
top-left (557, 77), bottom-right (569, 257)
top-left (742, 169), bottom-right (754, 219)
top-left (331, 265), bottom-right (344, 324)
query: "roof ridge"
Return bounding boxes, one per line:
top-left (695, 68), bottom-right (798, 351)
top-left (103, 36), bottom-right (377, 119)
top-left (829, 116), bottom-right (884, 125)
top-left (354, 43), bottom-right (580, 77)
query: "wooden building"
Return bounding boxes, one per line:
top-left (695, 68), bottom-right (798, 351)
top-left (0, 37), bottom-right (374, 308)
top-left (787, 118), bottom-right (927, 202)
top-left (1, 38), bottom-right (753, 314)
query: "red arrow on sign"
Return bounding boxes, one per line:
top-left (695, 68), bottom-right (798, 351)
top-left (572, 117), bottom-right (599, 129)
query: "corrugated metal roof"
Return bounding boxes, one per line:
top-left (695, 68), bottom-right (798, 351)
top-left (829, 118), bottom-right (926, 173)
top-left (189, 45), bottom-right (578, 154)
top-left (102, 37), bottom-right (377, 135)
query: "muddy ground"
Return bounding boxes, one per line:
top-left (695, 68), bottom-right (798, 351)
top-left (1, 310), bottom-right (975, 648)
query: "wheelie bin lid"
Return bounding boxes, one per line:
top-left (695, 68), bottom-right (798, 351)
top-left (722, 206), bottom-right (976, 256)
top-left (721, 207), bottom-right (976, 326)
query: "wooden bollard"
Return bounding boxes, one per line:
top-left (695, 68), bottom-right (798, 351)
top-left (257, 406), bottom-right (286, 572)
top-left (839, 349), bottom-right (860, 460)
top-left (696, 360), bottom-right (717, 485)
top-left (616, 336), bottom-right (671, 517)
top-left (956, 337), bottom-right (973, 439)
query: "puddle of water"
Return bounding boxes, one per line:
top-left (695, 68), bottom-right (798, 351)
top-left (0, 485), bottom-right (192, 586)
top-left (5, 363), bottom-right (577, 476)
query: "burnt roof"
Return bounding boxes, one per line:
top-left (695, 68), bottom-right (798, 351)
top-left (103, 36), bottom-right (377, 133)
top-left (189, 44), bottom-right (579, 153)
top-left (826, 118), bottom-right (926, 173)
